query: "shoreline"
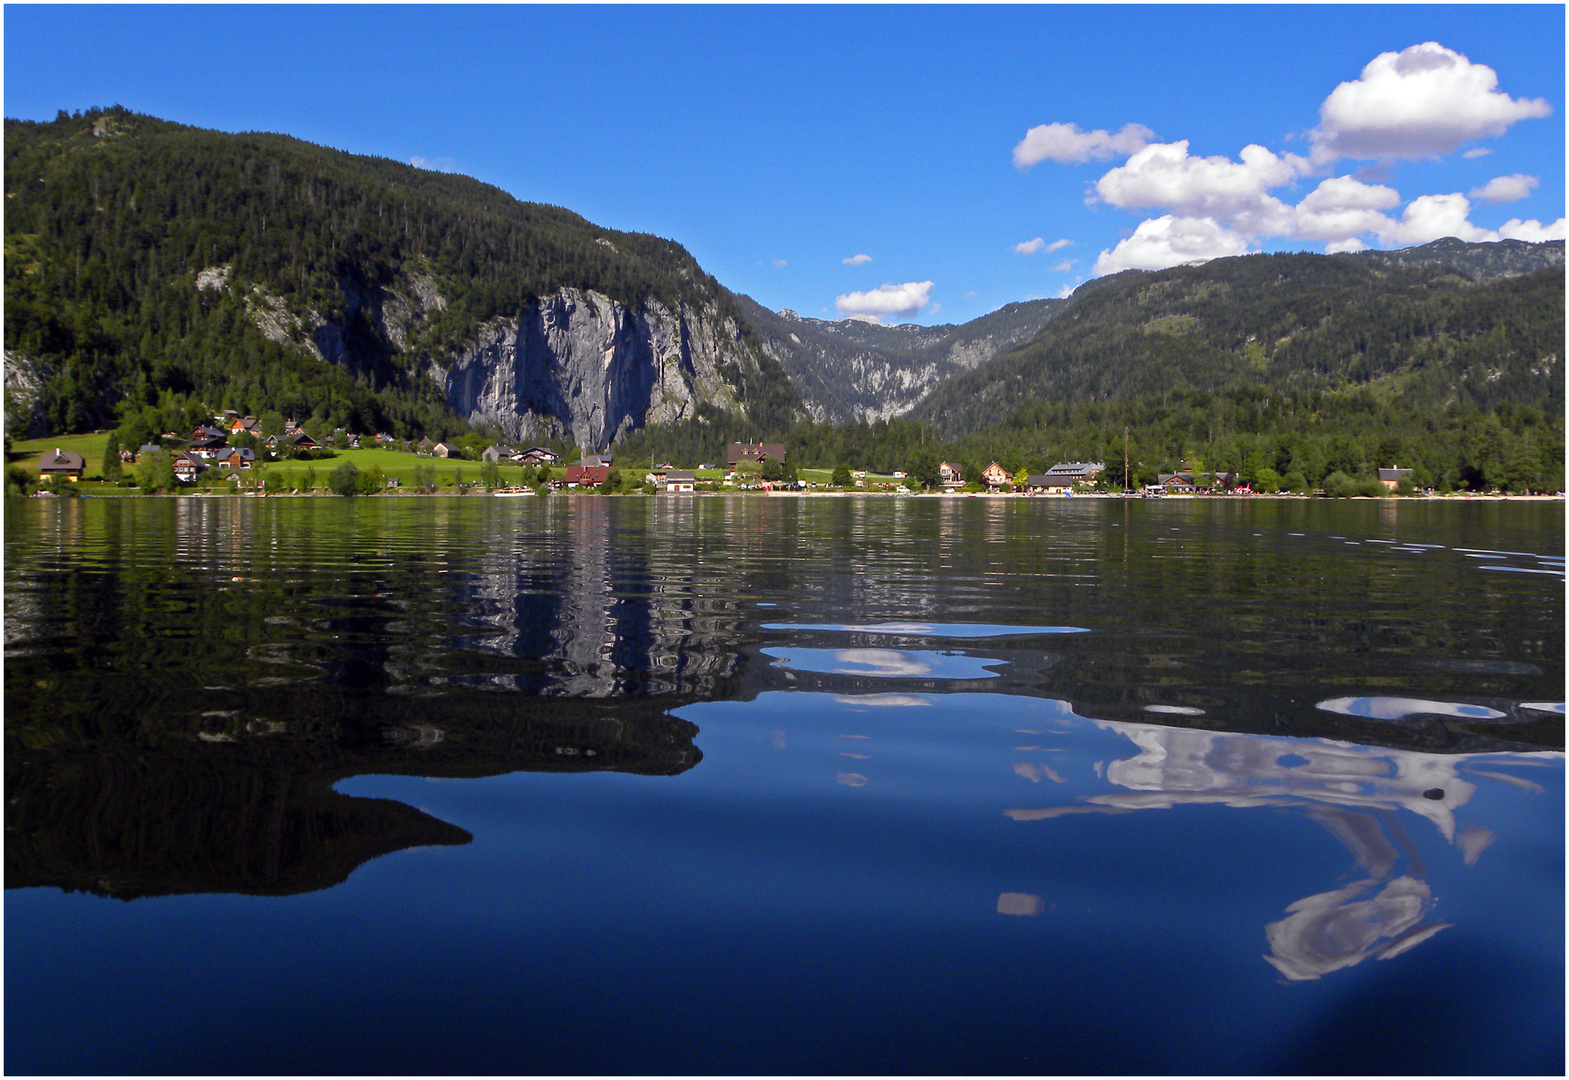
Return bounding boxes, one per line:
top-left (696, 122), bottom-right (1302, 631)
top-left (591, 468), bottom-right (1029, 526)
top-left (36, 489), bottom-right (1567, 502)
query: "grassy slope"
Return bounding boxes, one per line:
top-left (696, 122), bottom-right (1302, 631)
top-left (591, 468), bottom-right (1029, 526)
top-left (10, 437), bottom-right (909, 492)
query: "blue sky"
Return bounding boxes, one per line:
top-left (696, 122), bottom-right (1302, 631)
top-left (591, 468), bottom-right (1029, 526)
top-left (5, 5), bottom-right (1563, 326)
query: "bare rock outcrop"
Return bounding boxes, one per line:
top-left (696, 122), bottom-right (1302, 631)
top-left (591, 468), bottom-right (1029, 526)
top-left (434, 288), bottom-right (751, 449)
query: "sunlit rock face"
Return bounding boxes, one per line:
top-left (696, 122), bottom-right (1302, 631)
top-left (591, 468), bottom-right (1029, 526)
top-left (435, 288), bottom-right (749, 451)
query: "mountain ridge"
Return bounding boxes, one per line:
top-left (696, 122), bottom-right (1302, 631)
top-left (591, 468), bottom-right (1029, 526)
top-left (3, 106), bottom-right (801, 446)
top-left (910, 241), bottom-right (1564, 438)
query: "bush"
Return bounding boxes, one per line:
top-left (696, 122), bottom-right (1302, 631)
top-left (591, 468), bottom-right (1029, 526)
top-left (1321, 471), bottom-right (1357, 498)
top-left (327, 462), bottom-right (360, 496)
top-left (355, 466), bottom-right (385, 495)
top-left (1322, 470), bottom-right (1386, 498)
top-left (7, 465), bottom-right (34, 496)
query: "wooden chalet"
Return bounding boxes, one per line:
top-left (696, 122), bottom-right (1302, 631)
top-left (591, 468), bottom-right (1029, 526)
top-left (981, 462), bottom-right (1011, 489)
top-left (37, 448), bottom-right (86, 481)
top-left (727, 442), bottom-right (785, 468)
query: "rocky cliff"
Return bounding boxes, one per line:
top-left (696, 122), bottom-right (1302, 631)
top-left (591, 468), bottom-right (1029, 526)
top-left (189, 260), bottom-right (781, 451)
top-left (434, 288), bottom-right (756, 449)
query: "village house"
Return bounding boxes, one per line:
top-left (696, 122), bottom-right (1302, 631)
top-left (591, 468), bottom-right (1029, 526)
top-left (563, 463), bottom-right (611, 487)
top-left (37, 448), bottom-right (86, 482)
top-left (211, 447), bottom-right (256, 471)
top-left (727, 442), bottom-right (785, 468)
top-left (1044, 461), bottom-right (1105, 486)
top-left (1379, 467), bottom-right (1414, 491)
top-left (981, 462), bottom-right (1011, 489)
top-left (171, 451), bottom-right (202, 484)
top-left (270, 431), bottom-right (319, 453)
top-left (1024, 474), bottom-right (1072, 494)
top-left (190, 426), bottom-right (229, 450)
top-left (481, 445), bottom-right (518, 464)
top-left (662, 470), bottom-right (697, 493)
top-left (938, 462), bottom-right (964, 488)
top-left (520, 447), bottom-right (559, 465)
top-left (431, 441), bottom-right (456, 458)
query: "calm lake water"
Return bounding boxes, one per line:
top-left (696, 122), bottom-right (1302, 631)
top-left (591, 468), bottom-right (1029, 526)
top-left (5, 494), bottom-right (1563, 1074)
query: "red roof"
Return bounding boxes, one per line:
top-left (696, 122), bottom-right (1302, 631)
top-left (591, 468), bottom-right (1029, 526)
top-left (564, 464), bottom-right (611, 486)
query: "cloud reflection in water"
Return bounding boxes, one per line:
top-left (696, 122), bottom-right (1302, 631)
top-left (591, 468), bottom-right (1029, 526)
top-left (763, 646), bottom-right (1003, 679)
top-left (1006, 715), bottom-right (1556, 981)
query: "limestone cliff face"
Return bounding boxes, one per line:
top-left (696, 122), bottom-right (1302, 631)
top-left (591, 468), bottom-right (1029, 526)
top-left (433, 288), bottom-right (749, 450)
top-left (193, 264), bottom-right (762, 450)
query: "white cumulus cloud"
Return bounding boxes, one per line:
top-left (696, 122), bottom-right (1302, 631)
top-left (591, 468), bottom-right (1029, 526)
top-left (772, 259), bottom-right (788, 269)
top-left (1311, 42), bottom-right (1552, 162)
top-left (842, 253), bottom-right (873, 265)
top-left (1293, 176), bottom-right (1403, 242)
top-left (1093, 216), bottom-right (1250, 275)
top-left (834, 281), bottom-right (936, 321)
top-left (1095, 141), bottom-right (1307, 225)
top-left (1020, 43), bottom-right (1561, 279)
top-left (1469, 174), bottom-right (1539, 204)
top-left (1013, 122), bottom-right (1155, 168)
top-left (1046, 238), bottom-right (1073, 252)
top-left (1497, 216), bottom-right (1568, 242)
top-left (1374, 193), bottom-right (1499, 246)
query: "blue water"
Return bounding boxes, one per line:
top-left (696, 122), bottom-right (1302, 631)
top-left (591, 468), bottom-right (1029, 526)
top-left (5, 495), bottom-right (1563, 1073)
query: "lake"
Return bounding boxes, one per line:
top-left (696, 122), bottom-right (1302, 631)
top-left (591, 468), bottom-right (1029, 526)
top-left (5, 494), bottom-right (1563, 1074)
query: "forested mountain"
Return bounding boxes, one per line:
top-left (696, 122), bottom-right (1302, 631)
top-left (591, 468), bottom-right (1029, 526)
top-left (4, 106), bottom-right (800, 446)
top-left (911, 242), bottom-right (1563, 437)
top-left (734, 295), bottom-right (1065, 423)
top-left (3, 107), bottom-right (1561, 493)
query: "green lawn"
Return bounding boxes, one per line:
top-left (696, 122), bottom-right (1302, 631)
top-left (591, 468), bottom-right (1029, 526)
top-left (10, 435), bottom-right (522, 491)
top-left (11, 432), bottom-right (113, 475)
top-left (9, 435), bottom-right (903, 493)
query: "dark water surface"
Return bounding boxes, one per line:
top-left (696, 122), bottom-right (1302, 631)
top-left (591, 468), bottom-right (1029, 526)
top-left (5, 495), bottom-right (1563, 1074)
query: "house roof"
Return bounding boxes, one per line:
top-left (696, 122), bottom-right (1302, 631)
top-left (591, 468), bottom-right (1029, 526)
top-left (564, 464), bottom-right (611, 484)
top-left (1378, 467), bottom-right (1414, 481)
top-left (727, 442), bottom-right (785, 464)
top-left (38, 449), bottom-right (85, 472)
